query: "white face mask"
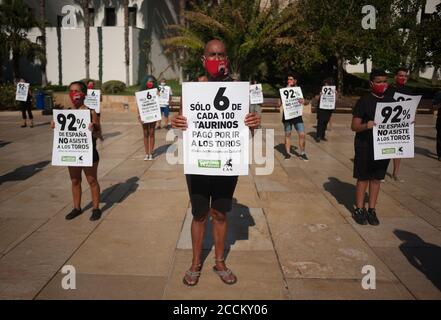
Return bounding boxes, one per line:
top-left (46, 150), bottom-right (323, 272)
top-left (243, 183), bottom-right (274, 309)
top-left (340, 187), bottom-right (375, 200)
top-left (160, 82), bottom-right (165, 86)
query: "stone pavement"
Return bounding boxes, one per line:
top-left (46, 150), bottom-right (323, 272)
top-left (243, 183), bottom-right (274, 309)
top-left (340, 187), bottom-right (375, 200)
top-left (0, 109), bottom-right (440, 300)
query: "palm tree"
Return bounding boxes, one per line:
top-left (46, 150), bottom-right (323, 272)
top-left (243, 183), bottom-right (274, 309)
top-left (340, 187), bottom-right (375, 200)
top-left (123, 0), bottom-right (130, 86)
top-left (0, 0), bottom-right (43, 81)
top-left (162, 0), bottom-right (300, 80)
top-left (81, 0), bottom-right (90, 80)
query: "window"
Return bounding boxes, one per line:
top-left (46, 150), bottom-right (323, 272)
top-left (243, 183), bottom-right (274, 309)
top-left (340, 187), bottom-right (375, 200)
top-left (128, 7), bottom-right (137, 27)
top-left (105, 7), bottom-right (116, 26)
top-left (88, 8), bottom-right (95, 27)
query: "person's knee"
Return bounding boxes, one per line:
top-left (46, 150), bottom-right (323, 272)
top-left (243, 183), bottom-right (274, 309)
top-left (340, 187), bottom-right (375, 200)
top-left (193, 212), bottom-right (208, 223)
top-left (210, 208), bottom-right (226, 223)
top-left (71, 177), bottom-right (82, 186)
top-left (299, 132), bottom-right (306, 139)
top-left (87, 176), bottom-right (99, 188)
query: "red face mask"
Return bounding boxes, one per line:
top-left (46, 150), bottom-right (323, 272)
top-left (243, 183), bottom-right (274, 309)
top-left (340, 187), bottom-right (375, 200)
top-left (87, 83), bottom-right (94, 89)
top-left (146, 82), bottom-right (154, 89)
top-left (371, 82), bottom-right (388, 96)
top-left (69, 92), bottom-right (86, 106)
top-left (396, 78), bottom-right (406, 86)
top-left (204, 59), bottom-right (228, 78)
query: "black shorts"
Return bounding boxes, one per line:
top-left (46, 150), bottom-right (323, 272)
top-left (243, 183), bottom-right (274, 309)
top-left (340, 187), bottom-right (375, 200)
top-left (92, 138), bottom-right (100, 163)
top-left (353, 145), bottom-right (390, 181)
top-left (185, 174), bottom-right (238, 217)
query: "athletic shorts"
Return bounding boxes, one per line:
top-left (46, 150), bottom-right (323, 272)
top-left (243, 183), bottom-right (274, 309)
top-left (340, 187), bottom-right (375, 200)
top-left (160, 106), bottom-right (170, 117)
top-left (353, 145), bottom-right (390, 181)
top-left (185, 174), bottom-right (238, 217)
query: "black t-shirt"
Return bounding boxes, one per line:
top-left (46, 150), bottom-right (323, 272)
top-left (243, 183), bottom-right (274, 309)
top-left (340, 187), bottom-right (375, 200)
top-left (352, 93), bottom-right (395, 148)
top-left (385, 84), bottom-right (413, 99)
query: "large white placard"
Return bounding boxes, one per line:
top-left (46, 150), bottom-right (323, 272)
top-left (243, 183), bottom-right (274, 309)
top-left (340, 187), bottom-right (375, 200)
top-left (393, 92), bottom-right (422, 106)
top-left (135, 89), bottom-right (161, 123)
top-left (319, 86), bottom-right (336, 110)
top-left (280, 86), bottom-right (304, 120)
top-left (84, 89), bottom-right (101, 113)
top-left (249, 84), bottom-right (264, 105)
top-left (182, 82), bottom-right (249, 176)
top-left (373, 99), bottom-right (419, 160)
top-left (52, 109), bottom-right (93, 167)
top-left (15, 83), bottom-right (30, 102)
top-left (158, 85), bottom-right (171, 105)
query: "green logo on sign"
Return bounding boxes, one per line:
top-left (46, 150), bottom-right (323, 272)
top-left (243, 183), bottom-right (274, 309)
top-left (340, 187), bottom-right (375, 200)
top-left (198, 160), bottom-right (221, 168)
top-left (61, 156), bottom-right (76, 162)
top-left (382, 148), bottom-right (396, 155)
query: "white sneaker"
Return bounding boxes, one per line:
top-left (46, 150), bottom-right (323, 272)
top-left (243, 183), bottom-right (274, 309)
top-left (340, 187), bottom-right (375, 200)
top-left (144, 155), bottom-right (150, 161)
top-left (149, 154), bottom-right (154, 160)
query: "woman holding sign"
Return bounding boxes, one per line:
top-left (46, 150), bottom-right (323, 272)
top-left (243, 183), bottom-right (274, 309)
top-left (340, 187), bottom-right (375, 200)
top-left (138, 76), bottom-right (158, 161)
top-left (51, 81), bottom-right (102, 221)
top-left (351, 69), bottom-right (394, 226)
top-left (172, 39), bottom-right (260, 286)
top-left (17, 78), bottom-right (34, 128)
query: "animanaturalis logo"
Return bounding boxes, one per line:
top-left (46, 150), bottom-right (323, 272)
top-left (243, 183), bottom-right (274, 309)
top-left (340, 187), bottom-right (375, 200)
top-left (61, 156), bottom-right (76, 162)
top-left (198, 159), bottom-right (221, 168)
top-left (382, 148), bottom-right (396, 155)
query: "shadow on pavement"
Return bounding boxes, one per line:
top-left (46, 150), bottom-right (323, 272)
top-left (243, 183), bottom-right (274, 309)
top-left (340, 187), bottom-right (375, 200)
top-left (394, 229), bottom-right (441, 291)
top-left (83, 176), bottom-right (140, 214)
top-left (0, 160), bottom-right (50, 185)
top-left (200, 198), bottom-right (256, 265)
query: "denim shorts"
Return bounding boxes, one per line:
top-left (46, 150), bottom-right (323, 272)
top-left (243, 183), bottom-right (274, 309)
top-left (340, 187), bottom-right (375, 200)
top-left (160, 106), bottom-right (170, 117)
top-left (284, 120), bottom-right (304, 134)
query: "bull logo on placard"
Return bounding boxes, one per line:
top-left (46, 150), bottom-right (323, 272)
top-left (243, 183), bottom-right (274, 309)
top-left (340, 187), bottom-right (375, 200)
top-left (223, 158), bottom-right (233, 171)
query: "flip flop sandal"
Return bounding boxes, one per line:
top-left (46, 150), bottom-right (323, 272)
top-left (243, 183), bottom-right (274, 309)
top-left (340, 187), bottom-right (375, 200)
top-left (213, 266), bottom-right (237, 285)
top-left (183, 265), bottom-right (201, 286)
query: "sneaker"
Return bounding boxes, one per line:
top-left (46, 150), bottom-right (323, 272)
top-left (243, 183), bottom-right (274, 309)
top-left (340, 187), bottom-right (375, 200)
top-left (149, 154), bottom-right (154, 160)
top-left (315, 137), bottom-right (321, 143)
top-left (144, 155), bottom-right (150, 161)
top-left (284, 153), bottom-right (291, 160)
top-left (299, 153), bottom-right (309, 161)
top-left (352, 208), bottom-right (368, 225)
top-left (90, 208), bottom-right (102, 221)
top-left (66, 208), bottom-right (82, 220)
top-left (321, 137), bottom-right (328, 142)
top-left (366, 208), bottom-right (380, 226)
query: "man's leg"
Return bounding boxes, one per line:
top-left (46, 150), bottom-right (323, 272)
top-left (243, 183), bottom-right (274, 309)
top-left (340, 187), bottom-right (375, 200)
top-left (355, 180), bottom-right (369, 209)
top-left (285, 132), bottom-right (292, 155)
top-left (392, 159), bottom-right (401, 179)
top-left (368, 179), bottom-right (381, 209)
top-left (191, 213), bottom-right (208, 267)
top-left (211, 208), bottom-right (236, 283)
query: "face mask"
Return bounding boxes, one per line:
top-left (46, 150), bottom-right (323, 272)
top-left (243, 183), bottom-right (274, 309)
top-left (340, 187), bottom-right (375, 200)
top-left (160, 82), bottom-right (165, 86)
top-left (146, 82), bottom-right (154, 89)
top-left (87, 83), bottom-right (94, 89)
top-left (204, 58), bottom-right (228, 78)
top-left (396, 78), bottom-right (406, 86)
top-left (287, 80), bottom-right (295, 86)
top-left (69, 92), bottom-right (86, 106)
top-left (371, 82), bottom-right (388, 96)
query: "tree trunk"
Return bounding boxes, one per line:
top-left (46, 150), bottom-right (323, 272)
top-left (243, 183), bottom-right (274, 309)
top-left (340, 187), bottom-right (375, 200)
top-left (432, 67), bottom-right (439, 86)
top-left (336, 52), bottom-right (344, 95)
top-left (12, 50), bottom-right (20, 81)
top-left (83, 0), bottom-right (90, 80)
top-left (178, 0), bottom-right (185, 84)
top-left (40, 0), bottom-right (47, 86)
top-left (124, 0), bottom-right (130, 86)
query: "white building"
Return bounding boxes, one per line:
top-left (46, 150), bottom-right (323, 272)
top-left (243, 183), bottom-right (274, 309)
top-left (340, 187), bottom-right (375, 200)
top-left (4, 0), bottom-right (182, 85)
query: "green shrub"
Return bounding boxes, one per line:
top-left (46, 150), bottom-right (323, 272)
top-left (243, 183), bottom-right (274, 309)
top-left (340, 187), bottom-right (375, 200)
top-left (44, 84), bottom-right (68, 92)
top-left (102, 80), bottom-right (126, 94)
top-left (0, 84), bottom-right (19, 110)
